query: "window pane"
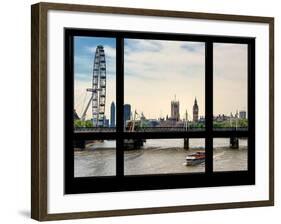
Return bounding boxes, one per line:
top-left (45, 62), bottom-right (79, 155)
top-left (213, 43), bottom-right (248, 130)
top-left (124, 39), bottom-right (205, 132)
top-left (73, 36), bottom-right (116, 132)
top-left (74, 140), bottom-right (116, 177)
top-left (124, 138), bottom-right (205, 175)
top-left (213, 138), bottom-right (248, 171)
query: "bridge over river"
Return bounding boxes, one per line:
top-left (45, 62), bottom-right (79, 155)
top-left (74, 126), bottom-right (248, 133)
top-left (74, 127), bottom-right (248, 149)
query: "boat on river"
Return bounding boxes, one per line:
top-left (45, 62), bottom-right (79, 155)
top-left (185, 151), bottom-right (205, 166)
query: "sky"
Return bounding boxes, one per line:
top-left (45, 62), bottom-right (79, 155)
top-left (124, 39), bottom-right (205, 120)
top-left (74, 36), bottom-right (247, 121)
top-left (74, 36), bottom-right (116, 120)
top-left (213, 43), bottom-right (248, 116)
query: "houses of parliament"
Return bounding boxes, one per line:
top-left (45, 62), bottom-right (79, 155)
top-left (171, 97), bottom-right (199, 122)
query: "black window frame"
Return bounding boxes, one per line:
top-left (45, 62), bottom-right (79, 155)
top-left (64, 28), bottom-right (255, 194)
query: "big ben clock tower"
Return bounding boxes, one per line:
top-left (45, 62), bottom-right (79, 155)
top-left (193, 97), bottom-right (199, 122)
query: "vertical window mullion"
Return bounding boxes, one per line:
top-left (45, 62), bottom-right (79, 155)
top-left (65, 32), bottom-right (75, 190)
top-left (248, 40), bottom-right (255, 175)
top-left (205, 41), bottom-right (213, 174)
top-left (116, 37), bottom-right (124, 176)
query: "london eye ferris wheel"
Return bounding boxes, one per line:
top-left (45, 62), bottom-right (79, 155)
top-left (80, 45), bottom-right (107, 127)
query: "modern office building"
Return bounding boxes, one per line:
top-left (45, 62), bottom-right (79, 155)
top-left (124, 104), bottom-right (131, 126)
top-left (239, 110), bottom-right (247, 119)
top-left (110, 101), bottom-right (115, 127)
top-left (104, 118), bottom-right (110, 127)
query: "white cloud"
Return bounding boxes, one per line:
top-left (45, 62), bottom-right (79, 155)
top-left (125, 39), bottom-right (164, 53)
top-left (125, 40), bottom-right (205, 80)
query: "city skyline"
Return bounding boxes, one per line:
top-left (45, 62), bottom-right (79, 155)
top-left (124, 99), bottom-right (246, 122)
top-left (124, 39), bottom-right (206, 119)
top-left (74, 37), bottom-right (248, 122)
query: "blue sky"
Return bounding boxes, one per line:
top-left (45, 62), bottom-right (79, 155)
top-left (74, 36), bottom-right (116, 81)
top-left (74, 36), bottom-right (247, 121)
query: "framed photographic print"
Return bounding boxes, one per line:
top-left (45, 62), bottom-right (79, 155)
top-left (31, 2), bottom-right (274, 221)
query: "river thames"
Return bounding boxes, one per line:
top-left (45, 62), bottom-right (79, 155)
top-left (74, 138), bottom-right (248, 177)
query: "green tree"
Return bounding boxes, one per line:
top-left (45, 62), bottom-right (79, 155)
top-left (74, 120), bottom-right (93, 128)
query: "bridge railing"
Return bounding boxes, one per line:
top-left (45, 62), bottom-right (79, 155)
top-left (74, 126), bottom-right (248, 133)
top-left (75, 127), bottom-right (116, 132)
top-left (213, 127), bottom-right (248, 131)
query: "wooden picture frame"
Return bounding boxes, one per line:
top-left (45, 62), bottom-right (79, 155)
top-left (31, 2), bottom-right (274, 221)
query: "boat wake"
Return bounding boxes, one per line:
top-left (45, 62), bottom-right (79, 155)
top-left (213, 151), bottom-right (225, 159)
